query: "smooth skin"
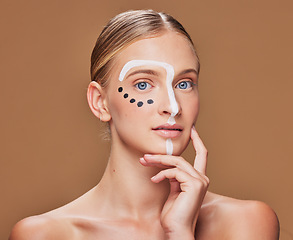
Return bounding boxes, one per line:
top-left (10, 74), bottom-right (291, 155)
top-left (9, 31), bottom-right (279, 240)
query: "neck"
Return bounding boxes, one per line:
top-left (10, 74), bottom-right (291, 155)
top-left (95, 142), bottom-right (170, 220)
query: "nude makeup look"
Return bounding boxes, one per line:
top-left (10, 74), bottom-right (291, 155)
top-left (105, 32), bottom-right (200, 157)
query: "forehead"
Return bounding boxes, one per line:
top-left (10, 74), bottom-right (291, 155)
top-left (113, 31), bottom-right (198, 76)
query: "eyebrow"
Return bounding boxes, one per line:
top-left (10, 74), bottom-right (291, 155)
top-left (177, 68), bottom-right (198, 76)
top-left (125, 68), bottom-right (198, 80)
top-left (125, 69), bottom-right (159, 79)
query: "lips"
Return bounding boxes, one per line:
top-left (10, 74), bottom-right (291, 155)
top-left (152, 124), bottom-right (183, 138)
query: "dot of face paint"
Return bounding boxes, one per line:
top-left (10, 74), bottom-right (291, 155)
top-left (137, 101), bottom-right (143, 107)
top-left (118, 85), bottom-right (151, 108)
top-left (117, 85), bottom-right (144, 107)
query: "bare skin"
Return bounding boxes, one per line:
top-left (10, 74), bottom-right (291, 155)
top-left (9, 191), bottom-right (279, 239)
top-left (9, 32), bottom-right (279, 240)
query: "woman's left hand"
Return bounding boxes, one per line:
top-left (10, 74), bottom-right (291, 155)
top-left (139, 127), bottom-right (209, 239)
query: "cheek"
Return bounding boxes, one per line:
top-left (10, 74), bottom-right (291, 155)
top-left (117, 86), bottom-right (155, 109)
top-left (182, 96), bottom-right (200, 120)
top-left (192, 100), bottom-right (200, 120)
top-left (109, 86), bottom-right (156, 123)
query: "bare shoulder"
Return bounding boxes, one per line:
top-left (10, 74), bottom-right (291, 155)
top-left (197, 192), bottom-right (279, 240)
top-left (9, 215), bottom-right (76, 240)
top-left (223, 196), bottom-right (279, 239)
top-left (9, 188), bottom-right (104, 240)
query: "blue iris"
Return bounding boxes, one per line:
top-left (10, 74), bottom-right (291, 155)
top-left (136, 82), bottom-right (150, 90)
top-left (176, 81), bottom-right (192, 89)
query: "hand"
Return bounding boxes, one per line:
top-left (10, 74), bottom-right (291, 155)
top-left (139, 127), bottom-right (209, 239)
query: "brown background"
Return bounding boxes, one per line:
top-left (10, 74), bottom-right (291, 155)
top-left (1, 0), bottom-right (292, 239)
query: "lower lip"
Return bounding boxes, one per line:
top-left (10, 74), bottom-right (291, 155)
top-left (153, 129), bottom-right (182, 138)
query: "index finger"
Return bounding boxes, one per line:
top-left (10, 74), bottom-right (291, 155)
top-left (191, 126), bottom-right (208, 174)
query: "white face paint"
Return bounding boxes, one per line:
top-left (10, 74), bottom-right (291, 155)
top-left (166, 138), bottom-right (173, 155)
top-left (119, 60), bottom-right (179, 155)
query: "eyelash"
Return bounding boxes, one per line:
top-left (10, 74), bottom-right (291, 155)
top-left (133, 79), bottom-right (196, 91)
top-left (175, 80), bottom-right (197, 90)
top-left (134, 80), bottom-right (152, 91)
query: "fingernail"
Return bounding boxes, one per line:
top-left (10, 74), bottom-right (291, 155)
top-left (151, 175), bottom-right (157, 181)
top-left (140, 158), bottom-right (148, 165)
top-left (144, 154), bottom-right (153, 158)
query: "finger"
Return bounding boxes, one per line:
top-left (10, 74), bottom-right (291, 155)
top-left (139, 156), bottom-right (169, 169)
top-left (191, 126), bottom-right (208, 174)
top-left (151, 168), bottom-right (208, 189)
top-left (169, 178), bottom-right (181, 193)
top-left (151, 168), bottom-right (192, 185)
top-left (141, 154), bottom-right (197, 177)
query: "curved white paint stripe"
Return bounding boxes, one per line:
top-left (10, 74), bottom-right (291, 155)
top-left (119, 60), bottom-right (179, 155)
top-left (119, 60), bottom-right (179, 118)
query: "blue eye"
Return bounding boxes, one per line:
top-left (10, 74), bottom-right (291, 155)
top-left (176, 81), bottom-right (193, 89)
top-left (135, 82), bottom-right (151, 90)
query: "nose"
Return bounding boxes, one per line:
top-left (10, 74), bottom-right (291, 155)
top-left (157, 87), bottom-right (181, 120)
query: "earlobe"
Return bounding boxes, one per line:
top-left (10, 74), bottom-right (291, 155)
top-left (87, 81), bottom-right (111, 122)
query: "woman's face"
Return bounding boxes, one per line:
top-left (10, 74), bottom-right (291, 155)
top-left (105, 31), bottom-right (199, 156)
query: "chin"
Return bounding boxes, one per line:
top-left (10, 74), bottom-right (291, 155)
top-left (145, 141), bottom-right (188, 156)
top-left (169, 148), bottom-right (186, 156)
top-left (172, 139), bottom-right (191, 156)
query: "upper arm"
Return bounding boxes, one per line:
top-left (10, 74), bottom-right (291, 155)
top-left (230, 201), bottom-right (279, 240)
top-left (9, 216), bottom-right (75, 240)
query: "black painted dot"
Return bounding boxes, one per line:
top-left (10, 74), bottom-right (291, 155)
top-left (147, 99), bottom-right (154, 104)
top-left (123, 93), bottom-right (128, 98)
top-left (118, 87), bottom-right (123, 92)
top-left (130, 98), bottom-right (136, 103)
top-left (137, 101), bottom-right (143, 107)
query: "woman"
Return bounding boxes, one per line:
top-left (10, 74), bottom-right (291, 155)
top-left (9, 10), bottom-right (279, 239)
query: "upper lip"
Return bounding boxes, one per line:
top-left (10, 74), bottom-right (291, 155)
top-left (152, 123), bottom-right (183, 131)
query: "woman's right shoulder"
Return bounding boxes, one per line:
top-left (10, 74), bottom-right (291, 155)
top-left (9, 215), bottom-right (76, 240)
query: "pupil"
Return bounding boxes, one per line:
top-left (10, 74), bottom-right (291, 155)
top-left (138, 82), bottom-right (147, 90)
top-left (180, 82), bottom-right (187, 89)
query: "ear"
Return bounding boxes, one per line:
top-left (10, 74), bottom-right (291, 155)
top-left (87, 81), bottom-right (111, 122)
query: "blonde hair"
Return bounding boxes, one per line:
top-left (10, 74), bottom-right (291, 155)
top-left (90, 9), bottom-right (199, 87)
